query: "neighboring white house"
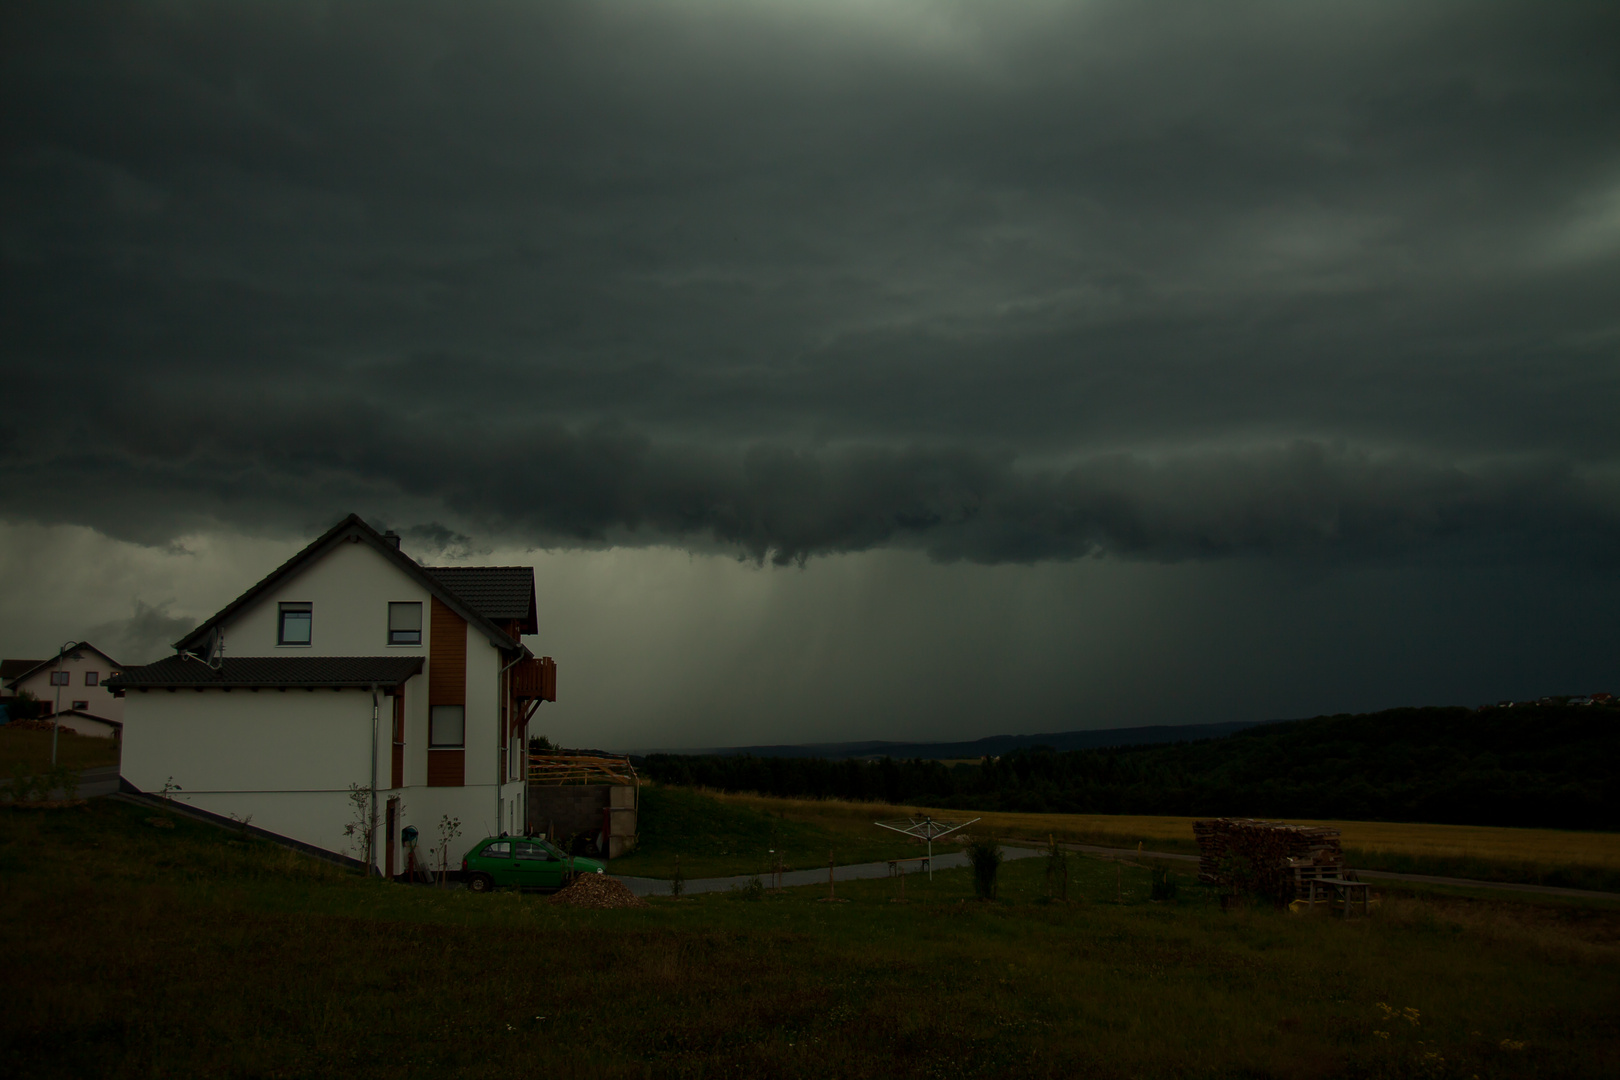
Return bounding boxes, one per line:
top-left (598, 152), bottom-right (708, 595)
top-left (107, 514), bottom-right (556, 875)
top-left (3, 643), bottom-right (125, 730)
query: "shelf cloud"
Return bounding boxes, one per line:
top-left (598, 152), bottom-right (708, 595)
top-left (3, 1), bottom-right (1618, 737)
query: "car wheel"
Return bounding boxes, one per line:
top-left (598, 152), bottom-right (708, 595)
top-left (467, 873), bottom-right (494, 894)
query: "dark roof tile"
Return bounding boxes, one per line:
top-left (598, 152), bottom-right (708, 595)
top-left (107, 655), bottom-right (424, 689)
top-left (424, 566), bottom-right (536, 630)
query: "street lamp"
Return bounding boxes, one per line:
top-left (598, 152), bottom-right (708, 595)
top-left (51, 640), bottom-right (79, 767)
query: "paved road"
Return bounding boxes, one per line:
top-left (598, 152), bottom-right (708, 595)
top-left (615, 840), bottom-right (1619, 902)
top-left (69, 780), bottom-right (1620, 902)
top-left (1061, 842), bottom-right (1620, 901)
top-left (11, 764), bottom-right (122, 802)
top-left (615, 846), bottom-right (1046, 897)
top-left (76, 766), bottom-right (122, 799)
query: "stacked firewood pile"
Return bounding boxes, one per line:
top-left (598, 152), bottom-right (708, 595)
top-left (1194, 818), bottom-right (1343, 901)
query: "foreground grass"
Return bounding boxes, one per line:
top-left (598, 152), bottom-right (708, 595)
top-left (0, 726), bottom-right (120, 774)
top-left (698, 788), bottom-right (1620, 892)
top-left (4, 799), bottom-right (1619, 1078)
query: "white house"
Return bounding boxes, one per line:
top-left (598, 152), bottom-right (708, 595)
top-left (3, 643), bottom-right (125, 732)
top-left (108, 514), bottom-right (556, 875)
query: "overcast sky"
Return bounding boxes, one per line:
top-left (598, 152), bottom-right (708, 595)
top-left (4, 1), bottom-right (1618, 750)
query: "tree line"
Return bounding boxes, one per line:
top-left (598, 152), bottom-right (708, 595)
top-left (638, 705), bottom-right (1620, 829)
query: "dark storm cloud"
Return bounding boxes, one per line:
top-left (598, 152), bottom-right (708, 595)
top-left (88, 599), bottom-right (196, 666)
top-left (9, 405), bottom-right (1618, 566)
top-left (3, 1), bottom-right (1619, 563)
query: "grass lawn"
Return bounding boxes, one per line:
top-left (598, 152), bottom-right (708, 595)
top-left (608, 785), bottom-right (927, 879)
top-left (4, 798), bottom-right (1618, 1078)
top-left (0, 725), bottom-right (120, 774)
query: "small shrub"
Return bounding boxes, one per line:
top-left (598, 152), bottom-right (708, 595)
top-left (2, 765), bottom-right (80, 803)
top-left (1150, 867), bottom-right (1179, 901)
top-left (967, 839), bottom-right (1003, 900)
top-left (1045, 835), bottom-right (1069, 901)
top-left (733, 874), bottom-right (765, 901)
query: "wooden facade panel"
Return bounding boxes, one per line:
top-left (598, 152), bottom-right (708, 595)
top-left (428, 597), bottom-right (465, 707)
top-left (390, 692), bottom-right (405, 789)
top-left (427, 749), bottom-right (464, 787)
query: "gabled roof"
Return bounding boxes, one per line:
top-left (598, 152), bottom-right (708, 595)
top-left (107, 655), bottom-right (425, 690)
top-left (1, 659), bottom-right (45, 681)
top-left (2, 643), bottom-right (123, 690)
top-left (422, 566), bottom-right (537, 633)
top-left (172, 514), bottom-right (529, 655)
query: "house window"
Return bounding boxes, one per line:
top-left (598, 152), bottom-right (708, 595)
top-left (388, 602), bottom-right (422, 646)
top-left (50, 671), bottom-right (70, 686)
top-left (72, 700), bottom-right (89, 710)
top-left (429, 705), bottom-right (465, 748)
top-left (278, 602), bottom-right (312, 646)
top-left (85, 672), bottom-right (99, 686)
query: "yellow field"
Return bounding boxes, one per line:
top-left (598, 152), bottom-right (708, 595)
top-left (704, 788), bottom-right (1620, 873)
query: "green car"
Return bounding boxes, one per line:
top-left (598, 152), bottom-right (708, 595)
top-left (461, 836), bottom-right (607, 893)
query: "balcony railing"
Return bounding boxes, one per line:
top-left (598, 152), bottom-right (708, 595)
top-left (511, 656), bottom-right (556, 702)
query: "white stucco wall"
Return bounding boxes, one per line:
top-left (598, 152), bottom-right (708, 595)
top-left (123, 686), bottom-right (519, 869)
top-left (223, 541), bottom-right (435, 659)
top-left (120, 538), bottom-right (531, 871)
top-left (218, 541), bottom-right (507, 796)
top-left (122, 687), bottom-right (377, 857)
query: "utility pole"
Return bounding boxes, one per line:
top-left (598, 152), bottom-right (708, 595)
top-left (51, 641), bottom-right (76, 767)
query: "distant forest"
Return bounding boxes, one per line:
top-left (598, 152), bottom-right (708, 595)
top-left (639, 705), bottom-right (1620, 829)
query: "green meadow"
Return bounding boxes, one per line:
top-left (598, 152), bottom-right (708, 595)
top-left (4, 795), bottom-right (1618, 1079)
top-left (0, 726), bottom-right (120, 774)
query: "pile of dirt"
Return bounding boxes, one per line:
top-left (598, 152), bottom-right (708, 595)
top-left (549, 873), bottom-right (649, 909)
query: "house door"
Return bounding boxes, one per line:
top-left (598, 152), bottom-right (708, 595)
top-left (385, 797), bottom-right (398, 879)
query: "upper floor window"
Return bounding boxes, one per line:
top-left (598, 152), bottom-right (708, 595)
top-left (388, 602), bottom-right (423, 646)
top-left (278, 602), bottom-right (312, 646)
top-left (84, 671), bottom-right (99, 686)
top-left (50, 671), bottom-right (70, 686)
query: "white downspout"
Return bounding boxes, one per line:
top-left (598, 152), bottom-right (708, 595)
top-left (499, 650), bottom-right (525, 835)
top-left (369, 684), bottom-right (379, 876)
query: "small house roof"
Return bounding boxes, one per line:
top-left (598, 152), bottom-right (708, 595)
top-left (107, 655), bottom-right (425, 690)
top-left (422, 566), bottom-right (537, 632)
top-left (1, 659), bottom-right (46, 681)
